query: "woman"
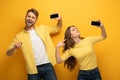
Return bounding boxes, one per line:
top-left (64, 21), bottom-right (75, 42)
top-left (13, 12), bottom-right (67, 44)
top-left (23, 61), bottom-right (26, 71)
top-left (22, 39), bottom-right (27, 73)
top-left (55, 20), bottom-right (107, 80)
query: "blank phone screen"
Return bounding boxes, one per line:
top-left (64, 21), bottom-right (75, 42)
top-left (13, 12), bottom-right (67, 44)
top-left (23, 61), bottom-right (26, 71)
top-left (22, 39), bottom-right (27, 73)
top-left (91, 21), bottom-right (100, 26)
top-left (50, 14), bottom-right (58, 19)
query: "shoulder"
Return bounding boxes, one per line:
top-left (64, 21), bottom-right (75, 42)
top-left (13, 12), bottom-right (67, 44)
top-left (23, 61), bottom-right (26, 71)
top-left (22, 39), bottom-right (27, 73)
top-left (16, 30), bottom-right (27, 37)
top-left (36, 25), bottom-right (51, 30)
top-left (37, 24), bottom-right (50, 28)
top-left (85, 36), bottom-right (102, 39)
top-left (86, 36), bottom-right (104, 43)
top-left (83, 36), bottom-right (92, 39)
top-left (83, 36), bottom-right (96, 41)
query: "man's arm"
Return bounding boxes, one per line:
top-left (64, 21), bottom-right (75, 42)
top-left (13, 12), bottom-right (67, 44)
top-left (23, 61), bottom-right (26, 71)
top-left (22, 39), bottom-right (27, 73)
top-left (7, 47), bottom-right (16, 56)
top-left (49, 14), bottom-right (62, 34)
top-left (56, 15), bottom-right (62, 27)
top-left (6, 42), bottom-right (22, 56)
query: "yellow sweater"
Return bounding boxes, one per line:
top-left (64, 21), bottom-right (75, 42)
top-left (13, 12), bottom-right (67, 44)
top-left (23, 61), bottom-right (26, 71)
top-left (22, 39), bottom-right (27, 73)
top-left (61, 36), bottom-right (103, 70)
top-left (8, 25), bottom-right (61, 74)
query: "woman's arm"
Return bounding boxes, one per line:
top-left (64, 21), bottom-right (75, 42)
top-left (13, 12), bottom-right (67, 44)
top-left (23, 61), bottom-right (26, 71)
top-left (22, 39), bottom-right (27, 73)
top-left (100, 21), bottom-right (107, 39)
top-left (55, 46), bottom-right (63, 64)
top-left (55, 40), bottom-right (65, 64)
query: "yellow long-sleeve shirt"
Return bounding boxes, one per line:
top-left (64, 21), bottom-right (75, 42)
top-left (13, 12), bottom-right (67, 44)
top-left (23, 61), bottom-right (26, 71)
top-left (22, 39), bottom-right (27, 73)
top-left (61, 36), bottom-right (103, 70)
top-left (8, 25), bottom-right (61, 74)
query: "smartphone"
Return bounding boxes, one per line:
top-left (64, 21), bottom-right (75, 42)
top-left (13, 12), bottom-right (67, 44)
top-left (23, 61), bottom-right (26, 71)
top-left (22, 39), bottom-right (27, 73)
top-left (91, 21), bottom-right (101, 26)
top-left (50, 13), bottom-right (58, 19)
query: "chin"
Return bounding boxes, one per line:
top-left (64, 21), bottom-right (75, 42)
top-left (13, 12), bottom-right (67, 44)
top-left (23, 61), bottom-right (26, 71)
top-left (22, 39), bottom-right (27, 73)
top-left (27, 23), bottom-right (34, 27)
top-left (77, 33), bottom-right (80, 36)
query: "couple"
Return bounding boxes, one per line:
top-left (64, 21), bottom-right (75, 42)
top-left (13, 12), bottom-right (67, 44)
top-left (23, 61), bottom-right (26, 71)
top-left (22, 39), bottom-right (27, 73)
top-left (6, 8), bottom-right (107, 80)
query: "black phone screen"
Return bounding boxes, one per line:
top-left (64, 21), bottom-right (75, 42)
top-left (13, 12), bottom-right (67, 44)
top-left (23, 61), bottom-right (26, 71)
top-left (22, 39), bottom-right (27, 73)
top-left (91, 21), bottom-right (100, 26)
top-left (50, 14), bottom-right (58, 19)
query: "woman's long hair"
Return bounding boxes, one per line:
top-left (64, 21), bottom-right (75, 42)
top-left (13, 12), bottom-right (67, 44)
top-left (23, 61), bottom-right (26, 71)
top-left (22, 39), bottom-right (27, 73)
top-left (63, 25), bottom-right (84, 71)
top-left (63, 25), bottom-right (83, 71)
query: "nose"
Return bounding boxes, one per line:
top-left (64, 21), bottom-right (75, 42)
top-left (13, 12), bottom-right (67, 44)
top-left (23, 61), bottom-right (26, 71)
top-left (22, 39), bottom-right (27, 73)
top-left (76, 30), bottom-right (80, 33)
top-left (28, 17), bottom-right (32, 20)
top-left (75, 29), bottom-right (78, 32)
top-left (28, 17), bottom-right (31, 19)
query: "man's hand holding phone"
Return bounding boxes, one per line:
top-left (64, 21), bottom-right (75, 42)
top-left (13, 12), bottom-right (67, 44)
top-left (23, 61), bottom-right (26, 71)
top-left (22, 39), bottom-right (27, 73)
top-left (50, 13), bottom-right (62, 20)
top-left (91, 21), bottom-right (101, 26)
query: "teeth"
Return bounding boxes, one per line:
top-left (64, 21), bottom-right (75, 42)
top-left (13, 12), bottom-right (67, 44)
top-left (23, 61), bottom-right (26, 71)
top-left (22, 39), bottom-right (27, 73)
top-left (27, 22), bottom-right (32, 25)
top-left (27, 20), bottom-right (32, 23)
top-left (29, 21), bottom-right (32, 22)
top-left (28, 21), bottom-right (32, 23)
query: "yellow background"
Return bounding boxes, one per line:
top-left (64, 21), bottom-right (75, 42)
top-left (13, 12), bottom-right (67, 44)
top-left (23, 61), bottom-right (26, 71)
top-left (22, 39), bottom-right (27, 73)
top-left (0, 0), bottom-right (120, 80)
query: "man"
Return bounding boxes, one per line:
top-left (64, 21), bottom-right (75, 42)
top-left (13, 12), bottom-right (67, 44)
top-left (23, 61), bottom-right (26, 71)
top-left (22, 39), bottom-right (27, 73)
top-left (6, 8), bottom-right (62, 80)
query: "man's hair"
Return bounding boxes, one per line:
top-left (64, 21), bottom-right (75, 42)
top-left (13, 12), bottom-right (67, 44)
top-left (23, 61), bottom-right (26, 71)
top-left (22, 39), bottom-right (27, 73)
top-left (26, 8), bottom-right (39, 19)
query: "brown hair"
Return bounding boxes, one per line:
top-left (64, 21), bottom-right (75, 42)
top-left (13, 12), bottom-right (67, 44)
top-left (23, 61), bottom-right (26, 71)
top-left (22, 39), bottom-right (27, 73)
top-left (63, 25), bottom-right (84, 71)
top-left (26, 8), bottom-right (39, 19)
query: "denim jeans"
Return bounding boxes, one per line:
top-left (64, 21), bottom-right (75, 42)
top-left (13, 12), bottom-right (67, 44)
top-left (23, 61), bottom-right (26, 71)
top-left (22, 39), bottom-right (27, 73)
top-left (78, 67), bottom-right (102, 80)
top-left (28, 63), bottom-right (57, 80)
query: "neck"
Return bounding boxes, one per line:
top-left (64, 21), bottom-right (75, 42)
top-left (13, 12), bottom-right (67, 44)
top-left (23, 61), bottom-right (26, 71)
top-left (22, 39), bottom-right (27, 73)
top-left (25, 26), bottom-right (34, 31)
top-left (73, 37), bottom-right (81, 44)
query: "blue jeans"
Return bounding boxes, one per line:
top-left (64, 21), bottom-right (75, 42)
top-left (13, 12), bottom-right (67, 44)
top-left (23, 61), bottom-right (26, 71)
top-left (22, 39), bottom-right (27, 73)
top-left (28, 63), bottom-right (57, 80)
top-left (78, 67), bottom-right (102, 80)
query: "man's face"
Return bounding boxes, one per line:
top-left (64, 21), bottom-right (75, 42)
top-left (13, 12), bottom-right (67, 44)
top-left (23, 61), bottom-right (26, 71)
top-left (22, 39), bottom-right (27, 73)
top-left (25, 12), bottom-right (37, 28)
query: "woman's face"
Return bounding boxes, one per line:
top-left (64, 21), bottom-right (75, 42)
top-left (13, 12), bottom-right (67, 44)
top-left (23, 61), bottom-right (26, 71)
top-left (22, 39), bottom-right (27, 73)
top-left (70, 27), bottom-right (80, 38)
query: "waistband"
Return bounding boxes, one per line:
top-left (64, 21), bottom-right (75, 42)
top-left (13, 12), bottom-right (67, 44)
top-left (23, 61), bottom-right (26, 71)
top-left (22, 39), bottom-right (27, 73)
top-left (80, 67), bottom-right (98, 72)
top-left (37, 63), bottom-right (51, 67)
